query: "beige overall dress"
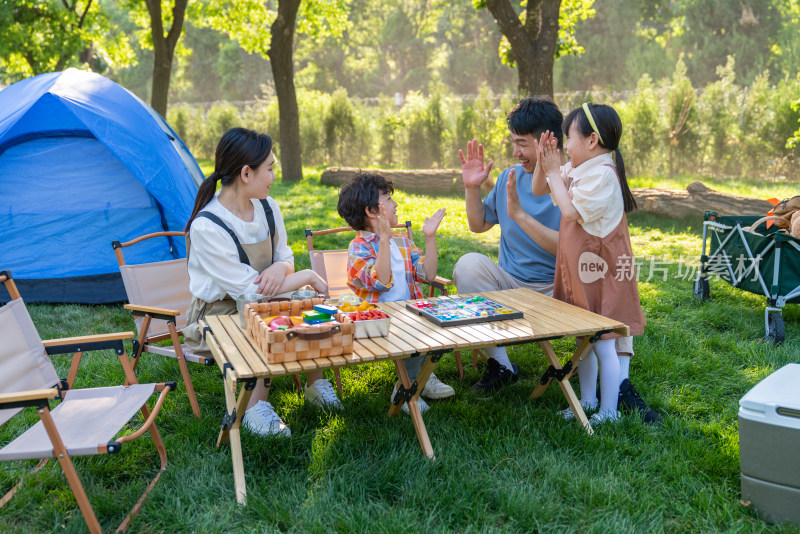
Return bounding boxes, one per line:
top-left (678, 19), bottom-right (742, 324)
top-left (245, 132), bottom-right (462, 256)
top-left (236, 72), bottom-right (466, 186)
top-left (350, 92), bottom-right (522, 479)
top-left (182, 222), bottom-right (275, 356)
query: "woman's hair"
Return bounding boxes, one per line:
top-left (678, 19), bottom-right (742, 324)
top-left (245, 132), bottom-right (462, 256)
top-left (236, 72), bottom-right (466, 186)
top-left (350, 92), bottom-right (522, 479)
top-left (337, 173), bottom-right (394, 231)
top-left (563, 103), bottom-right (637, 213)
top-left (185, 127), bottom-right (273, 231)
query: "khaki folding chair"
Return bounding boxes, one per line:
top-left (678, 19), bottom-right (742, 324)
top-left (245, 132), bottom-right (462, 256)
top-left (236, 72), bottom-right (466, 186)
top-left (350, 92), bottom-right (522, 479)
top-left (112, 231), bottom-right (211, 418)
top-left (0, 271), bottom-right (173, 534)
top-left (306, 221), bottom-right (465, 379)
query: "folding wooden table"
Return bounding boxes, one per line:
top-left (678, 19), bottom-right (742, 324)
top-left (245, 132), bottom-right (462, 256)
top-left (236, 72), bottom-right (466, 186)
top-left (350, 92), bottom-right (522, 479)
top-left (201, 288), bottom-right (628, 504)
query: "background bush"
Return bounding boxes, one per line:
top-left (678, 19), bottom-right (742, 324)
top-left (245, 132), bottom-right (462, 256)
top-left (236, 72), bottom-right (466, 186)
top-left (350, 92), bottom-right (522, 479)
top-left (169, 59), bottom-right (800, 181)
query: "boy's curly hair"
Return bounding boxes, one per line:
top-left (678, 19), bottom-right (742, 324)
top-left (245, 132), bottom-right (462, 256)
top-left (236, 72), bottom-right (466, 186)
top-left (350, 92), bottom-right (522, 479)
top-left (337, 173), bottom-right (394, 231)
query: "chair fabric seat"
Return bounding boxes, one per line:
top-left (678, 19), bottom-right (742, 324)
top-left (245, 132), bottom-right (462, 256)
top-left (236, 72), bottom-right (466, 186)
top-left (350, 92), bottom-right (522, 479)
top-left (0, 384), bottom-right (156, 461)
top-left (145, 342), bottom-right (207, 364)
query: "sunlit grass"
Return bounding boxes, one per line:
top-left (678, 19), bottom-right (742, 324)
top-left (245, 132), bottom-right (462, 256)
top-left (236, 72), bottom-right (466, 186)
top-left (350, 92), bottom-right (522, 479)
top-left (2, 166), bottom-right (799, 532)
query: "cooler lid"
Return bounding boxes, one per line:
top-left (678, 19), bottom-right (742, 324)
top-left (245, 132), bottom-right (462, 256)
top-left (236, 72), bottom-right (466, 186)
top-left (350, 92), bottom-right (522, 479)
top-left (739, 363), bottom-right (800, 430)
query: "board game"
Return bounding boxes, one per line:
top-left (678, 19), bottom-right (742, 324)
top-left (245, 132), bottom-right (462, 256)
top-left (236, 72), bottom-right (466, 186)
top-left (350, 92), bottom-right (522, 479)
top-left (405, 296), bottom-right (523, 326)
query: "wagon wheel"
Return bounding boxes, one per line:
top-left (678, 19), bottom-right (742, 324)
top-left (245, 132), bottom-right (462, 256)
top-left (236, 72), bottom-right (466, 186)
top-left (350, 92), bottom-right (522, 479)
top-left (692, 276), bottom-right (710, 300)
top-left (767, 314), bottom-right (785, 346)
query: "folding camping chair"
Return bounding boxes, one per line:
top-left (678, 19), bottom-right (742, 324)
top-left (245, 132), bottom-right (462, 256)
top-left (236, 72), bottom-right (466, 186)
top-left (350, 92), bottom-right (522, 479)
top-left (112, 231), bottom-right (213, 417)
top-left (0, 271), bottom-right (173, 534)
top-left (306, 221), bottom-right (465, 379)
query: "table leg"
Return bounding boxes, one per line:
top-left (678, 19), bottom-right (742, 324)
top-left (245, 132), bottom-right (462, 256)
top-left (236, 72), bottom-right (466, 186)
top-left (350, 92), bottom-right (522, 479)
top-left (216, 375), bottom-right (255, 505)
top-left (531, 336), bottom-right (593, 399)
top-left (388, 357), bottom-right (436, 460)
top-left (534, 340), bottom-right (594, 435)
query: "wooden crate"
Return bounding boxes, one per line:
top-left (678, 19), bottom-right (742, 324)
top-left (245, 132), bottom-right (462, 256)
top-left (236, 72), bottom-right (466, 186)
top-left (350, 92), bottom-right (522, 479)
top-left (245, 298), bottom-right (355, 363)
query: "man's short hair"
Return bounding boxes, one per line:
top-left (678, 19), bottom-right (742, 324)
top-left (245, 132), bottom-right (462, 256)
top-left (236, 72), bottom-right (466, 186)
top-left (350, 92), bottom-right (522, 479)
top-left (337, 173), bottom-right (394, 231)
top-left (507, 96), bottom-right (564, 148)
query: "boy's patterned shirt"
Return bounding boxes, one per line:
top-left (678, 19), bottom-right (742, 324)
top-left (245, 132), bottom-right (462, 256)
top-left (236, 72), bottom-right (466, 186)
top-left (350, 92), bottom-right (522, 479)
top-left (347, 230), bottom-right (427, 303)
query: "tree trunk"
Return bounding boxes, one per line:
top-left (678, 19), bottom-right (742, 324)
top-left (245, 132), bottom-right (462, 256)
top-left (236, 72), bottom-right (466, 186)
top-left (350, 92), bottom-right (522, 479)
top-left (486, 0), bottom-right (561, 97)
top-left (145, 0), bottom-right (188, 117)
top-left (269, 0), bottom-right (303, 182)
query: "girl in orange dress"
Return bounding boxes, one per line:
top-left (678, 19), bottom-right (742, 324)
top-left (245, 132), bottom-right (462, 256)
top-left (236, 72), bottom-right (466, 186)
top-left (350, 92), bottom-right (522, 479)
top-left (533, 103), bottom-right (645, 425)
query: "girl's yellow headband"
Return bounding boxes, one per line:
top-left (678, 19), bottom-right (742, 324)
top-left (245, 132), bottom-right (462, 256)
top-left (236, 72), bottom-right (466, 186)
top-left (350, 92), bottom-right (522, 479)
top-left (582, 103), bottom-right (605, 146)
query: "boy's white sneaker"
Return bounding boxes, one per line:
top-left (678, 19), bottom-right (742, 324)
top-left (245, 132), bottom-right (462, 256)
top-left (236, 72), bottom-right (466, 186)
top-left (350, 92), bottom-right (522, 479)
top-left (421, 373), bottom-right (455, 399)
top-left (304, 378), bottom-right (343, 411)
top-left (558, 399), bottom-right (599, 420)
top-left (391, 382), bottom-right (429, 414)
top-left (242, 401), bottom-right (291, 437)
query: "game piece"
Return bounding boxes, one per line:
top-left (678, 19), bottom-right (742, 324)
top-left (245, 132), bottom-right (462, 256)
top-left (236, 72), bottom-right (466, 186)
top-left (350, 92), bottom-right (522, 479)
top-left (405, 296), bottom-right (523, 326)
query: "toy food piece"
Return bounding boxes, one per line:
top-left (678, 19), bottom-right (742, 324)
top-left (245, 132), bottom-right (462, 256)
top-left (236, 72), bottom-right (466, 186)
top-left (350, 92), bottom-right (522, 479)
top-left (347, 309), bottom-right (389, 321)
top-left (268, 316), bottom-right (292, 331)
top-left (338, 292), bottom-right (361, 306)
top-left (302, 310), bottom-right (334, 324)
top-left (313, 304), bottom-right (339, 315)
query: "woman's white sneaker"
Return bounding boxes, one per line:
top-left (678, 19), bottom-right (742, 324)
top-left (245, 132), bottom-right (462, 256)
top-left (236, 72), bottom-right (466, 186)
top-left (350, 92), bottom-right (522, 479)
top-left (421, 373), bottom-right (455, 399)
top-left (304, 378), bottom-right (343, 410)
top-left (242, 401), bottom-right (291, 437)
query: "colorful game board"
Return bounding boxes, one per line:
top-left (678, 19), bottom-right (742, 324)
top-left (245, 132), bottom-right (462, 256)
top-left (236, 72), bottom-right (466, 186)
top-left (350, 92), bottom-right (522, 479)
top-left (405, 296), bottom-right (523, 326)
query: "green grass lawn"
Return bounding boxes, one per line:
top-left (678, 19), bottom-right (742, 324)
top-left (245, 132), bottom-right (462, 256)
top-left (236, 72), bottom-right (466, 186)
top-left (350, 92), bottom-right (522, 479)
top-left (2, 167), bottom-right (799, 533)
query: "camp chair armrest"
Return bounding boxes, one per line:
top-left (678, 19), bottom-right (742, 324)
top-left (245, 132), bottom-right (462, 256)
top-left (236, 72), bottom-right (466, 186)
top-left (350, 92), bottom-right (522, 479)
top-left (116, 382), bottom-right (175, 444)
top-left (124, 303), bottom-right (182, 318)
top-left (420, 276), bottom-right (451, 290)
top-left (43, 332), bottom-right (135, 355)
top-left (0, 388), bottom-right (59, 410)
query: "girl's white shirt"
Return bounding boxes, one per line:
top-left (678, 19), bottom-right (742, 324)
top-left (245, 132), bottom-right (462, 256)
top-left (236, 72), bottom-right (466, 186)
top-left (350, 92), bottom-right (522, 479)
top-left (187, 195), bottom-right (294, 301)
top-left (551, 152), bottom-right (623, 238)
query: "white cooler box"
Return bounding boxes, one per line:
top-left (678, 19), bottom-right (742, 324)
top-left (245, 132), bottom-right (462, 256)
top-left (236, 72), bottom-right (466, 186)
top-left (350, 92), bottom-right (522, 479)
top-left (739, 363), bottom-right (800, 525)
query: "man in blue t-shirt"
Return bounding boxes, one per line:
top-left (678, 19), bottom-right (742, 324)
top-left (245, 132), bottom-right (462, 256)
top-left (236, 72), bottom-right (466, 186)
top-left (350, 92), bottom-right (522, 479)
top-left (454, 96), bottom-right (563, 393)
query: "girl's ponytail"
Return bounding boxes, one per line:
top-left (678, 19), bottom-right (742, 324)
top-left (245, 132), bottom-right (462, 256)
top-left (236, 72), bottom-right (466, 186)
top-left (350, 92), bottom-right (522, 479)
top-left (615, 148), bottom-right (637, 213)
top-left (184, 127), bottom-right (273, 233)
top-left (185, 172), bottom-right (220, 232)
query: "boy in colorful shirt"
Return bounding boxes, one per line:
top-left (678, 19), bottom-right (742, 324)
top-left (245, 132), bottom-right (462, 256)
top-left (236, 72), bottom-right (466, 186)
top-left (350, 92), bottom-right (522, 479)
top-left (337, 172), bottom-right (452, 411)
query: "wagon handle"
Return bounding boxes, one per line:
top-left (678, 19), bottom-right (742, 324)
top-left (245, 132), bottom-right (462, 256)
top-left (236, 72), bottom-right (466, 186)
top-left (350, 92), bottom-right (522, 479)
top-left (744, 215), bottom-right (790, 235)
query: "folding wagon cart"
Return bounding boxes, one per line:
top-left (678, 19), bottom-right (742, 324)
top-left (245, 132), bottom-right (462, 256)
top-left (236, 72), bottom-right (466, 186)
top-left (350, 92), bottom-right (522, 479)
top-left (693, 212), bottom-right (800, 344)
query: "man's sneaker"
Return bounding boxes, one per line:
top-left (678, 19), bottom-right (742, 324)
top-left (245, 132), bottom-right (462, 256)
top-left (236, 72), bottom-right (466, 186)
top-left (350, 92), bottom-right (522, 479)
top-left (589, 410), bottom-right (621, 426)
top-left (242, 401), bottom-right (291, 437)
top-left (558, 399), bottom-right (598, 420)
top-left (618, 378), bottom-right (662, 425)
top-left (304, 378), bottom-right (343, 411)
top-left (421, 373), bottom-right (455, 399)
top-left (471, 358), bottom-right (519, 393)
top-left (391, 382), bottom-right (430, 415)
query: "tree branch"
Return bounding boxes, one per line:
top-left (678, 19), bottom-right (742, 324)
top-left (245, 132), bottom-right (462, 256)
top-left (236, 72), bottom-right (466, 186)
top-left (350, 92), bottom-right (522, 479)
top-left (166, 0), bottom-right (189, 50)
top-left (77, 0), bottom-right (93, 29)
top-left (524, 0), bottom-right (543, 40)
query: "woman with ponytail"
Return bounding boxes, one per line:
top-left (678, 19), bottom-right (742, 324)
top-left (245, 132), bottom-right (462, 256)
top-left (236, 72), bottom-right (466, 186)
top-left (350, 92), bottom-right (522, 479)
top-left (183, 127), bottom-right (341, 438)
top-left (532, 103), bottom-right (658, 427)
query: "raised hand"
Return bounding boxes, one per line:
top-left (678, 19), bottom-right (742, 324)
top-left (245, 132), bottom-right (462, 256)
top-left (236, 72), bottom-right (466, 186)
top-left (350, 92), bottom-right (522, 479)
top-left (538, 130), bottom-right (561, 176)
top-left (422, 208), bottom-right (446, 237)
top-left (376, 202), bottom-right (392, 240)
top-left (506, 169), bottom-right (523, 221)
top-left (459, 138), bottom-right (494, 189)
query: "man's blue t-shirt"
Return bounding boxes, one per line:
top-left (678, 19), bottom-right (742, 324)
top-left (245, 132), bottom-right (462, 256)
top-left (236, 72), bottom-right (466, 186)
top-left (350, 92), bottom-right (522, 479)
top-left (482, 164), bottom-right (561, 284)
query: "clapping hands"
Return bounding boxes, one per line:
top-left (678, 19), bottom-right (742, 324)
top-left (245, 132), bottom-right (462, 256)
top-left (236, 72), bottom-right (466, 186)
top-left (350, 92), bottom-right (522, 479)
top-left (423, 208), bottom-right (446, 238)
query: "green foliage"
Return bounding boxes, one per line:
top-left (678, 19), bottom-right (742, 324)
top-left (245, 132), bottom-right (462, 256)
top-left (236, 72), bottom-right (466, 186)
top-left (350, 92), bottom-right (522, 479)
top-left (200, 103), bottom-right (242, 159)
top-left (0, 0), bottom-right (133, 82)
top-left (324, 88), bottom-right (358, 164)
top-left (666, 58), bottom-right (702, 176)
top-left (696, 57), bottom-right (740, 176)
top-left (618, 74), bottom-right (665, 176)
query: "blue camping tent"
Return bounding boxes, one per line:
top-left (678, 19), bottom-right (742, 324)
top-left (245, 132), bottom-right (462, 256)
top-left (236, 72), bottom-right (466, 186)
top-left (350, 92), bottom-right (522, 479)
top-left (0, 69), bottom-right (201, 303)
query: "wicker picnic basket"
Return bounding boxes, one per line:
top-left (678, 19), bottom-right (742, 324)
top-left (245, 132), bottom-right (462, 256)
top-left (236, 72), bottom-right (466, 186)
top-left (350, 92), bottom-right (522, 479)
top-left (245, 298), bottom-right (355, 363)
